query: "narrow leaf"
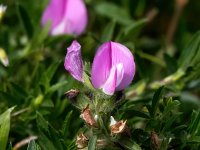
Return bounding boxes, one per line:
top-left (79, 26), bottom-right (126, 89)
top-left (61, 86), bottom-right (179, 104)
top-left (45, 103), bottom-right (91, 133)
top-left (17, 5), bottom-right (34, 38)
top-left (95, 2), bottom-right (133, 25)
top-left (101, 21), bottom-right (116, 42)
top-left (27, 140), bottom-right (41, 150)
top-left (0, 107), bottom-right (15, 150)
top-left (151, 86), bottom-right (164, 117)
top-left (61, 111), bottom-right (73, 138)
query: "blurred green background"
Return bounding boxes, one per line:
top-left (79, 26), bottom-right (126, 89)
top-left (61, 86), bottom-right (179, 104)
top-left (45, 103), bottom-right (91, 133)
top-left (0, 0), bottom-right (200, 149)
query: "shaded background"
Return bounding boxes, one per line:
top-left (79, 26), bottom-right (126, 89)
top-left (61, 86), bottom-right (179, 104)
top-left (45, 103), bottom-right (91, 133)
top-left (0, 0), bottom-right (200, 149)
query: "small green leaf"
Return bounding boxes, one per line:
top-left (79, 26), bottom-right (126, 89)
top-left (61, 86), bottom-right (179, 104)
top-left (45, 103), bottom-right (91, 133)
top-left (122, 19), bottom-right (147, 40)
top-left (161, 113), bottom-right (181, 133)
top-left (88, 135), bottom-right (97, 150)
top-left (179, 31), bottom-right (200, 69)
top-left (10, 82), bottom-right (28, 99)
top-left (95, 2), bottom-right (133, 25)
top-left (33, 21), bottom-right (51, 46)
top-left (124, 109), bottom-right (150, 119)
top-left (188, 110), bottom-right (200, 136)
top-left (0, 107), bottom-right (15, 150)
top-left (47, 81), bottom-right (68, 94)
top-left (6, 142), bottom-right (12, 150)
top-left (46, 61), bottom-right (61, 82)
top-left (101, 21), bottom-right (116, 42)
top-left (17, 5), bottom-right (34, 38)
top-left (27, 140), bottom-right (41, 150)
top-left (151, 86), bottom-right (164, 117)
top-left (61, 111), bottom-right (73, 138)
top-left (36, 112), bottom-right (49, 134)
top-left (0, 91), bottom-right (20, 105)
top-left (164, 53), bottom-right (178, 74)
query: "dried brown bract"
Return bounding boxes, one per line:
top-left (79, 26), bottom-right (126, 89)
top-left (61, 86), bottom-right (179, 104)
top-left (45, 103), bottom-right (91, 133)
top-left (80, 105), bottom-right (98, 128)
top-left (76, 133), bottom-right (88, 149)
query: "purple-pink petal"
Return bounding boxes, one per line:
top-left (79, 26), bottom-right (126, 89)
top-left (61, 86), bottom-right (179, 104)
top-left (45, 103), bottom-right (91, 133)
top-left (102, 66), bottom-right (117, 95)
top-left (91, 42), bottom-right (112, 89)
top-left (111, 42), bottom-right (135, 90)
top-left (64, 40), bottom-right (83, 82)
top-left (42, 0), bottom-right (88, 36)
top-left (91, 41), bottom-right (136, 95)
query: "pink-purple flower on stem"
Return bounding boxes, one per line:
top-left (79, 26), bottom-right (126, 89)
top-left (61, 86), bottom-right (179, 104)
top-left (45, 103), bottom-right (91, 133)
top-left (41, 0), bottom-right (88, 36)
top-left (64, 40), bottom-right (84, 82)
top-left (91, 42), bottom-right (136, 95)
top-left (64, 41), bottom-right (136, 95)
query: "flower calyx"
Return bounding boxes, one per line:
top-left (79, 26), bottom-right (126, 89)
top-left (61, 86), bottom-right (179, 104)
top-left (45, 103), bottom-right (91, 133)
top-left (80, 105), bottom-right (98, 128)
top-left (76, 133), bottom-right (88, 149)
top-left (110, 116), bottom-right (128, 135)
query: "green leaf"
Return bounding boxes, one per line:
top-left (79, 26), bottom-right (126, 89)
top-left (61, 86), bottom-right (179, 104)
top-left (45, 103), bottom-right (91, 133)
top-left (17, 5), bottom-right (34, 38)
top-left (39, 61), bottom-right (61, 92)
top-left (95, 2), bottom-right (133, 25)
top-left (27, 140), bottom-right (41, 150)
top-left (36, 112), bottom-right (57, 150)
top-left (47, 81), bottom-right (68, 94)
top-left (88, 135), bottom-right (97, 150)
top-left (46, 61), bottom-right (61, 82)
top-left (61, 111), bottom-right (73, 138)
top-left (0, 91), bottom-right (20, 105)
top-left (101, 21), bottom-right (116, 42)
top-left (164, 53), bottom-right (178, 74)
top-left (0, 107), bottom-right (15, 150)
top-left (10, 82), bottom-right (28, 99)
top-left (136, 51), bottom-right (165, 67)
top-left (48, 126), bottom-right (64, 150)
top-left (161, 113), bottom-right (181, 133)
top-left (36, 112), bottom-right (49, 134)
top-left (122, 19), bottom-right (147, 40)
top-left (162, 99), bottom-right (180, 116)
top-left (33, 21), bottom-right (51, 46)
top-left (6, 142), bottom-right (12, 150)
top-left (179, 31), bottom-right (200, 69)
top-left (188, 110), bottom-right (200, 136)
top-left (124, 109), bottom-right (150, 119)
top-left (151, 86), bottom-right (164, 117)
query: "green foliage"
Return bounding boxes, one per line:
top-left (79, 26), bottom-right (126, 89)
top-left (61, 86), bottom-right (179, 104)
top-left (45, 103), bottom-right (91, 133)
top-left (0, 107), bottom-right (15, 150)
top-left (0, 0), bottom-right (200, 149)
top-left (88, 135), bottom-right (97, 150)
top-left (27, 140), bottom-right (41, 150)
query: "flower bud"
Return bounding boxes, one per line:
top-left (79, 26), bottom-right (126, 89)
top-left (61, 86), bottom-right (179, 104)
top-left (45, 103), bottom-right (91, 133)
top-left (64, 40), bottom-right (84, 82)
top-left (65, 89), bottom-right (79, 99)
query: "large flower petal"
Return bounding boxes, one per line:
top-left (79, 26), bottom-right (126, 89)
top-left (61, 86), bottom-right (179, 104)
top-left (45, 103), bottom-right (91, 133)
top-left (64, 0), bottom-right (88, 35)
top-left (64, 40), bottom-right (83, 82)
top-left (42, 0), bottom-right (66, 32)
top-left (91, 42), bottom-right (112, 89)
top-left (110, 42), bottom-right (136, 90)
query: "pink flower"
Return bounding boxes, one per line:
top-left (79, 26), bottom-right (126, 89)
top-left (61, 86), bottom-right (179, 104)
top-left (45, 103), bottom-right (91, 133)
top-left (64, 41), bottom-right (136, 95)
top-left (41, 0), bottom-right (88, 36)
top-left (64, 40), bottom-right (83, 82)
top-left (91, 41), bottom-right (136, 95)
